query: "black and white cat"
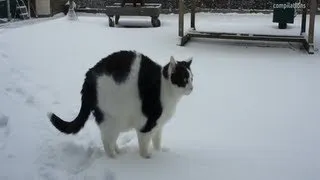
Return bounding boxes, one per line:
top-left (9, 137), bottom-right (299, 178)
top-left (47, 50), bottom-right (194, 159)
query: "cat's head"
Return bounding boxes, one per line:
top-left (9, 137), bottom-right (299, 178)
top-left (164, 56), bottom-right (193, 95)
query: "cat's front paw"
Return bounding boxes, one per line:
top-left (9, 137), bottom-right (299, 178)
top-left (106, 150), bottom-right (117, 159)
top-left (154, 145), bottom-right (170, 152)
top-left (140, 152), bottom-right (152, 159)
top-left (139, 149), bottom-right (152, 159)
top-left (115, 145), bottom-right (128, 155)
top-left (105, 145), bottom-right (118, 159)
top-left (160, 147), bottom-right (170, 152)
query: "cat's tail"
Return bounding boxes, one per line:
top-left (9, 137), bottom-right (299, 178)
top-left (47, 72), bottom-right (96, 134)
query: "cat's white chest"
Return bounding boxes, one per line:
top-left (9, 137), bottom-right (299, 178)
top-left (157, 96), bottom-right (179, 127)
top-left (155, 79), bottom-right (182, 128)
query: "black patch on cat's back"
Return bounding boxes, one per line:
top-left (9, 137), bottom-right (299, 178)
top-left (92, 50), bottom-right (136, 84)
top-left (138, 54), bottom-right (163, 133)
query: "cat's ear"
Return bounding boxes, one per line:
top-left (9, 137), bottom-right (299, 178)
top-left (169, 56), bottom-right (177, 73)
top-left (185, 57), bottom-right (193, 67)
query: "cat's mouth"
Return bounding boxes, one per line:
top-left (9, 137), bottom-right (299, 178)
top-left (185, 86), bottom-right (193, 95)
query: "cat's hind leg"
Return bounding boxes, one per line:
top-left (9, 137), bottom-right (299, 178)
top-left (99, 121), bottom-right (120, 158)
top-left (152, 128), bottom-right (170, 152)
top-left (152, 128), bottom-right (162, 151)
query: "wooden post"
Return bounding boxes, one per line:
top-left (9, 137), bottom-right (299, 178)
top-left (6, 0), bottom-right (11, 20)
top-left (178, 0), bottom-right (184, 37)
top-left (307, 0), bottom-right (316, 48)
top-left (191, 0), bottom-right (195, 29)
top-left (27, 0), bottom-right (31, 18)
top-left (300, 0), bottom-right (307, 35)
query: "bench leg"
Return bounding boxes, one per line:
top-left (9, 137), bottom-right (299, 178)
top-left (151, 16), bottom-right (161, 27)
top-left (115, 15), bottom-right (120, 24)
top-left (108, 16), bottom-right (114, 27)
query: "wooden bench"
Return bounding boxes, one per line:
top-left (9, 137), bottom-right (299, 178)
top-left (105, 3), bottom-right (162, 27)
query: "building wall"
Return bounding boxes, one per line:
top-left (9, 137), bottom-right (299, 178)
top-left (36, 0), bottom-right (50, 16)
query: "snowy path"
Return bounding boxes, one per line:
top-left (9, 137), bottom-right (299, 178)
top-left (0, 13), bottom-right (319, 180)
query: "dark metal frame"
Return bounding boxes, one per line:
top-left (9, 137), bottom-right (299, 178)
top-left (178, 0), bottom-right (317, 54)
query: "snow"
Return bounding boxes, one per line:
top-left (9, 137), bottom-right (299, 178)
top-left (0, 12), bottom-right (320, 180)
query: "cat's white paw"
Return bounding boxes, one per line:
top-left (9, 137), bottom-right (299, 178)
top-left (105, 145), bottom-right (117, 159)
top-left (153, 144), bottom-right (161, 151)
top-left (106, 150), bottom-right (117, 159)
top-left (140, 152), bottom-right (152, 159)
top-left (160, 147), bottom-right (170, 152)
top-left (154, 145), bottom-right (170, 152)
top-left (115, 145), bottom-right (127, 154)
top-left (140, 149), bottom-right (152, 159)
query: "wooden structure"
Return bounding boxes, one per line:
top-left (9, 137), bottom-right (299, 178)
top-left (34, 0), bottom-right (67, 17)
top-left (6, 0), bottom-right (11, 20)
top-left (15, 0), bottom-right (30, 19)
top-left (178, 0), bottom-right (318, 54)
top-left (105, 2), bottom-right (161, 27)
top-left (0, 0), bottom-right (66, 19)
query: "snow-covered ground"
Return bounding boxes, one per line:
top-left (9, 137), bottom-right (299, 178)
top-left (0, 12), bottom-right (319, 180)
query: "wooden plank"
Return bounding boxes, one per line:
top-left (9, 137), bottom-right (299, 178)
top-left (308, 0), bottom-right (316, 46)
top-left (27, 0), bottom-right (31, 18)
top-left (188, 30), bottom-right (305, 38)
top-left (113, 3), bottom-right (161, 8)
top-left (105, 3), bottom-right (161, 16)
top-left (75, 8), bottom-right (107, 14)
top-left (186, 31), bottom-right (305, 42)
top-left (105, 8), bottom-right (160, 16)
